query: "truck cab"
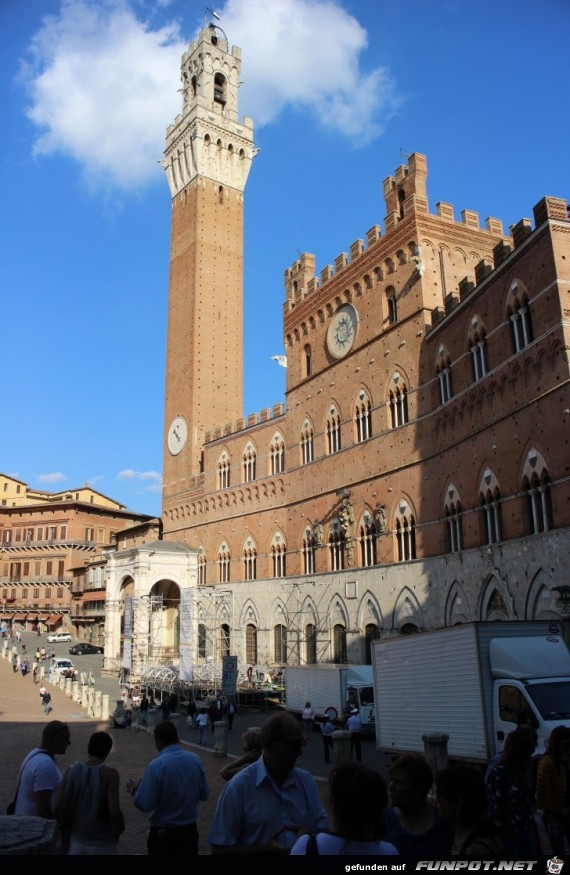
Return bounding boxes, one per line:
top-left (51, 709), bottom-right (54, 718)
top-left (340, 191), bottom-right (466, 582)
top-left (491, 636), bottom-right (570, 754)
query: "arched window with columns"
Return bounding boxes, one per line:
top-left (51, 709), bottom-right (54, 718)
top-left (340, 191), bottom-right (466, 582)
top-left (355, 390), bottom-right (372, 442)
top-left (271, 533), bottom-right (287, 578)
top-left (479, 469), bottom-right (502, 544)
top-left (326, 405), bottom-right (342, 454)
top-left (436, 344), bottom-right (453, 405)
top-left (269, 433), bottom-right (285, 475)
top-left (243, 538), bottom-right (257, 581)
top-left (218, 451), bottom-right (231, 490)
top-left (197, 548), bottom-right (207, 585)
top-left (522, 449), bottom-right (553, 534)
top-left (218, 542), bottom-right (230, 583)
top-left (507, 279), bottom-right (533, 353)
top-left (388, 373), bottom-right (409, 428)
top-left (468, 315), bottom-right (489, 381)
top-left (302, 527), bottom-right (317, 574)
top-left (444, 485), bottom-right (463, 553)
top-left (243, 443), bottom-right (257, 483)
top-left (395, 500), bottom-right (416, 561)
top-left (329, 522), bottom-right (346, 571)
top-left (359, 511), bottom-right (377, 567)
top-left (300, 419), bottom-right (314, 465)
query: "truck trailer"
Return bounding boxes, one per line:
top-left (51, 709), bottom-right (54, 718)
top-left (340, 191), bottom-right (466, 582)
top-left (285, 664), bottom-right (375, 732)
top-left (372, 621), bottom-right (570, 762)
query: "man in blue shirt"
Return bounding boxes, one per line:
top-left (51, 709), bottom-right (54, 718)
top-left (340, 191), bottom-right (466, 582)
top-left (209, 712), bottom-right (328, 854)
top-left (127, 721), bottom-right (209, 856)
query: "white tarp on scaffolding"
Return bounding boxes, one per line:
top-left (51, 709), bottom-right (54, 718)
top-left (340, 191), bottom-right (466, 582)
top-left (179, 587), bottom-right (194, 682)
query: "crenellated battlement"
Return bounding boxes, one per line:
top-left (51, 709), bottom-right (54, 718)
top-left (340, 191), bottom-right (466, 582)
top-left (283, 153), bottom-right (507, 312)
top-left (203, 403), bottom-right (285, 445)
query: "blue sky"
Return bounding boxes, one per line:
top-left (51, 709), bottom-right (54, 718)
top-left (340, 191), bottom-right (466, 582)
top-left (1, 0), bottom-right (568, 518)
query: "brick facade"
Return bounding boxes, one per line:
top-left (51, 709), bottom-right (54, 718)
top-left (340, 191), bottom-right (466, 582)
top-left (117, 28), bottom-right (570, 675)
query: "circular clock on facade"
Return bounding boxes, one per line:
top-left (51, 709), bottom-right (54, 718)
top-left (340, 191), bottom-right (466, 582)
top-left (167, 415), bottom-right (188, 456)
top-left (327, 305), bottom-right (359, 358)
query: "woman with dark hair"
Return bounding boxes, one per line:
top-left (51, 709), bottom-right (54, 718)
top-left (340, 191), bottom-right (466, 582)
top-left (55, 731), bottom-right (124, 855)
top-left (291, 762), bottom-right (398, 855)
top-left (488, 725), bottom-right (538, 855)
top-left (384, 753), bottom-right (452, 856)
top-left (437, 766), bottom-right (501, 856)
top-left (535, 725), bottom-right (570, 852)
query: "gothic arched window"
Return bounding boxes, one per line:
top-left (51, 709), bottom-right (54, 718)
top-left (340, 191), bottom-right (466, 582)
top-left (355, 391), bottom-right (372, 442)
top-left (326, 406), bottom-right (341, 455)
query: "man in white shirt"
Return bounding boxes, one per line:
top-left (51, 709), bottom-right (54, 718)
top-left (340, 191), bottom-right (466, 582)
top-left (15, 721), bottom-right (71, 817)
top-left (209, 713), bottom-right (328, 854)
top-left (346, 709), bottom-right (362, 762)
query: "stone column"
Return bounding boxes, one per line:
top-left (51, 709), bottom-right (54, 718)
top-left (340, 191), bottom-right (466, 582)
top-left (148, 708), bottom-right (159, 733)
top-left (213, 720), bottom-right (227, 758)
top-left (332, 729), bottom-right (351, 763)
top-left (101, 693), bottom-right (111, 720)
top-left (422, 732), bottom-right (449, 793)
top-left (131, 706), bottom-right (141, 731)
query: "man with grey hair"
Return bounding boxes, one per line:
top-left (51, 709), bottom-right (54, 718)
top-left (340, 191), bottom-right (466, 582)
top-left (209, 712), bottom-right (328, 854)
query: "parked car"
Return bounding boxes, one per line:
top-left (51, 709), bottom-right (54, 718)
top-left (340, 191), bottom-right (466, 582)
top-left (47, 631), bottom-right (71, 643)
top-left (69, 643), bottom-right (103, 655)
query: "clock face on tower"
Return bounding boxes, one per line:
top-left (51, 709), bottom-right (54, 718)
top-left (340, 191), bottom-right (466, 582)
top-left (167, 416), bottom-right (188, 456)
top-left (327, 305), bottom-right (359, 358)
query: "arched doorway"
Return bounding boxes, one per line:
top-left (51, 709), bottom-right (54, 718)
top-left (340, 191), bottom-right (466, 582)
top-left (148, 580), bottom-right (181, 661)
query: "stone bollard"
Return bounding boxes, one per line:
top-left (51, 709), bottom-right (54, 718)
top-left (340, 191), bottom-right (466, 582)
top-left (58, 673), bottom-right (66, 691)
top-left (422, 732), bottom-right (449, 794)
top-left (65, 677), bottom-right (73, 697)
top-left (94, 690), bottom-right (102, 718)
top-left (81, 686), bottom-right (89, 709)
top-left (213, 720), bottom-right (227, 758)
top-left (147, 708), bottom-right (159, 733)
top-left (131, 706), bottom-right (141, 731)
top-left (102, 693), bottom-right (111, 721)
top-left (331, 729), bottom-right (351, 764)
top-left (72, 680), bottom-right (80, 702)
top-left (87, 688), bottom-right (95, 717)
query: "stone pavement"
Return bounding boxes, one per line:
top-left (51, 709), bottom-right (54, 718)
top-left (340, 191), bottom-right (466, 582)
top-left (0, 653), bottom-right (331, 855)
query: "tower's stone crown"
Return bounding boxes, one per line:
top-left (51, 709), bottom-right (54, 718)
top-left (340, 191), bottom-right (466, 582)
top-left (161, 25), bottom-right (254, 197)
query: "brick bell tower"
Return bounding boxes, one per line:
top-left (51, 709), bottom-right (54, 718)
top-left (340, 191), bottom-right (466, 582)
top-left (161, 22), bottom-right (254, 514)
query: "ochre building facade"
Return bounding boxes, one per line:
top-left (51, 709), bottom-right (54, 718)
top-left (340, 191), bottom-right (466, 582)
top-left (0, 473), bottom-right (153, 641)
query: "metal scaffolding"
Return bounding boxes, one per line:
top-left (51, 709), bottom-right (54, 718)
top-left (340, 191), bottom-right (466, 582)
top-left (279, 580), bottom-right (331, 666)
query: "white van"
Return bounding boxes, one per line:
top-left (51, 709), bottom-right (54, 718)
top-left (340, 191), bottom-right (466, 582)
top-left (51, 657), bottom-right (75, 678)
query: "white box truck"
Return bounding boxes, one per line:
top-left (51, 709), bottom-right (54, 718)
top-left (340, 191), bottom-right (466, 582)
top-left (372, 621), bottom-right (570, 762)
top-left (285, 664), bottom-right (375, 733)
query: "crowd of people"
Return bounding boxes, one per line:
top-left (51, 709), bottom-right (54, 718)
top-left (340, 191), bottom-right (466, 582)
top-left (9, 705), bottom-right (570, 857)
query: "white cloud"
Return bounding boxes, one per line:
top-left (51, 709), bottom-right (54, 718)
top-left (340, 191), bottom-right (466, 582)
top-left (21, 0), bottom-right (185, 191)
top-left (117, 469), bottom-right (162, 492)
top-left (20, 0), bottom-right (399, 192)
top-left (223, 0), bottom-right (400, 142)
top-left (36, 472), bottom-right (67, 484)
